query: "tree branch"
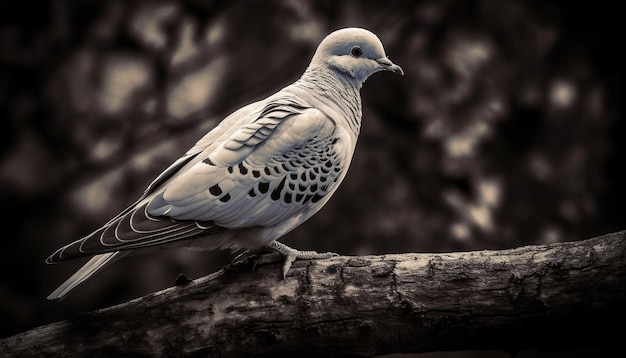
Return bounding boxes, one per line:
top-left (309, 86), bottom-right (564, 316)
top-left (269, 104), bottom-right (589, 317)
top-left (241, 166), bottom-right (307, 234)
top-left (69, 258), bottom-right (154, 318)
top-left (2, 231), bottom-right (625, 357)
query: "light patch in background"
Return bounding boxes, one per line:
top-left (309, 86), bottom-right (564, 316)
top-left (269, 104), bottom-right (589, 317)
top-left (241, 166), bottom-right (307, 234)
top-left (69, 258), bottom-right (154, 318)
top-left (539, 226), bottom-right (562, 244)
top-left (285, 0), bottom-right (322, 43)
top-left (97, 55), bottom-right (153, 115)
top-left (443, 177), bottom-right (502, 236)
top-left (481, 97), bottom-right (507, 122)
top-left (450, 222), bottom-right (471, 241)
top-left (446, 38), bottom-right (493, 78)
top-left (549, 79), bottom-right (577, 109)
top-left (130, 140), bottom-right (181, 172)
top-left (170, 20), bottom-right (200, 66)
top-left (477, 178), bottom-right (502, 208)
top-left (170, 18), bottom-right (226, 67)
top-left (290, 22), bottom-right (323, 43)
top-left (71, 139), bottom-right (183, 216)
top-left (467, 204), bottom-right (493, 231)
top-left (423, 117), bottom-right (449, 139)
top-left (444, 121), bottom-right (490, 158)
top-left (166, 56), bottom-right (227, 119)
top-left (129, 2), bottom-right (180, 50)
top-left (90, 137), bottom-right (122, 162)
top-left (468, 178), bottom-right (502, 232)
top-left (205, 19), bottom-right (226, 47)
top-left (71, 170), bottom-right (124, 215)
top-left (444, 133), bottom-right (474, 158)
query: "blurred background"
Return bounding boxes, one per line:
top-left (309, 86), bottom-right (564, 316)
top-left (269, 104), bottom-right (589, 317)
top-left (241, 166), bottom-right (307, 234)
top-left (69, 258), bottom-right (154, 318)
top-left (0, 0), bottom-right (623, 355)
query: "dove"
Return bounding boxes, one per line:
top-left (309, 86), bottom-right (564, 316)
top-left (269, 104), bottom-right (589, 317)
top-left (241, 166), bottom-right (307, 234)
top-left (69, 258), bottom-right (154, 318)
top-left (46, 27), bottom-right (403, 300)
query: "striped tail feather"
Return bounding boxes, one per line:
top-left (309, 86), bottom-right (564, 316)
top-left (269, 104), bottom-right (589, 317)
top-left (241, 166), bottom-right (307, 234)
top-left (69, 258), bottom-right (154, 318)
top-left (46, 203), bottom-right (224, 300)
top-left (46, 202), bottom-right (223, 263)
top-left (47, 251), bottom-right (126, 300)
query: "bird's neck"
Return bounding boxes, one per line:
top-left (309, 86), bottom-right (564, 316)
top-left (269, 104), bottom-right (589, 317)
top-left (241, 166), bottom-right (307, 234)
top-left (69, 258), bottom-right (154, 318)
top-left (293, 65), bottom-right (363, 137)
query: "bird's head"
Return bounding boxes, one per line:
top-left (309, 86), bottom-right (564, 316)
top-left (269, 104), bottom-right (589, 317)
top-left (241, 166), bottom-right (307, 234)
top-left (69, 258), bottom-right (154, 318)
top-left (309, 27), bottom-right (404, 84)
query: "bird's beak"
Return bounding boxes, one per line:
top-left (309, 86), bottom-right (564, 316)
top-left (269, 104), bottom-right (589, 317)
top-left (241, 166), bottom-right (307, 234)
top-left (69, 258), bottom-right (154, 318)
top-left (376, 57), bottom-right (404, 75)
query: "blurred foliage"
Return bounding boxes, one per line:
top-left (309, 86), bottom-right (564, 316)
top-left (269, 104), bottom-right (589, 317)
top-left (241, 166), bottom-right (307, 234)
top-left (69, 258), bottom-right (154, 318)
top-left (0, 0), bottom-right (623, 348)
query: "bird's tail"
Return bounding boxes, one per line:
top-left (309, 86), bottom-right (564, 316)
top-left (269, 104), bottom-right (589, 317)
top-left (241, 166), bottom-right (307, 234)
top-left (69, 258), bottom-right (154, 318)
top-left (47, 251), bottom-right (126, 300)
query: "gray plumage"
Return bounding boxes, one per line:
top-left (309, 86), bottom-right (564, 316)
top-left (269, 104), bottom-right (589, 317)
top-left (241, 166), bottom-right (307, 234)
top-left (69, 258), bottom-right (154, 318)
top-left (46, 27), bottom-right (403, 300)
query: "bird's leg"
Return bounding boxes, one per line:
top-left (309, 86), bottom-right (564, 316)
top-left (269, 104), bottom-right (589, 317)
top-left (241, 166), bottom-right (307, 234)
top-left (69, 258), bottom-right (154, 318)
top-left (255, 240), bottom-right (338, 279)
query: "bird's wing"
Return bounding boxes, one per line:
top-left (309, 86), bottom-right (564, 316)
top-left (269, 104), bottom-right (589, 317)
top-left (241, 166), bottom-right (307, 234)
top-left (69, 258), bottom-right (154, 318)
top-left (148, 96), bottom-right (345, 227)
top-left (48, 96), bottom-right (347, 261)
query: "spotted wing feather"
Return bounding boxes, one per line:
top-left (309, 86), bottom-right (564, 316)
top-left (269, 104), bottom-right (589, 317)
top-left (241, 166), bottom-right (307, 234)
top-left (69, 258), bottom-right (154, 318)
top-left (148, 99), bottom-right (345, 229)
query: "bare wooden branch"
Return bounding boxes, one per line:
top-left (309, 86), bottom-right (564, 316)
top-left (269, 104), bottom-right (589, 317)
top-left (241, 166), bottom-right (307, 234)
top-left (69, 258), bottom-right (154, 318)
top-left (2, 231), bottom-right (625, 357)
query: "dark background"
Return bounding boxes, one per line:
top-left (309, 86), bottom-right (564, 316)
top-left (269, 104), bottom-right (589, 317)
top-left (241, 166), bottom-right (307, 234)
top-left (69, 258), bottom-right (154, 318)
top-left (1, 0), bottom-right (623, 355)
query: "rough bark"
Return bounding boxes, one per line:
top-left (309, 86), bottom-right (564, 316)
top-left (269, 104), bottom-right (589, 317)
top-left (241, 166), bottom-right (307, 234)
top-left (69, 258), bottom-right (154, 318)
top-left (2, 231), bottom-right (625, 357)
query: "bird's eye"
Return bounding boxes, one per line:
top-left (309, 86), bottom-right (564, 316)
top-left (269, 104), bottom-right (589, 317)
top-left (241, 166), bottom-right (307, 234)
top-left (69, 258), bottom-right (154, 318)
top-left (350, 46), bottom-right (362, 57)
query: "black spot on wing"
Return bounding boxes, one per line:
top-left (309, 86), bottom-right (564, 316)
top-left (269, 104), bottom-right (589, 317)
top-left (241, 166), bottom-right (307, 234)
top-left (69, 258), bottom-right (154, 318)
top-left (219, 193), bottom-right (231, 202)
top-left (238, 163), bottom-right (248, 175)
top-left (258, 182), bottom-right (269, 194)
top-left (209, 184), bottom-right (222, 196)
top-left (311, 194), bottom-right (324, 203)
top-left (203, 158), bottom-right (215, 165)
top-left (271, 176), bottom-right (287, 201)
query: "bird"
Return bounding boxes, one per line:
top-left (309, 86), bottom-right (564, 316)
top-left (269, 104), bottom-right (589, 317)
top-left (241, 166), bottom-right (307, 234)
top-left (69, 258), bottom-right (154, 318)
top-left (46, 27), bottom-right (404, 300)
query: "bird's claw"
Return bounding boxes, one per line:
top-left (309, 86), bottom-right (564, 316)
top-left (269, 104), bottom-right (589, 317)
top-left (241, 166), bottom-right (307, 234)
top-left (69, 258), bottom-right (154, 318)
top-left (264, 241), bottom-right (338, 280)
top-left (230, 242), bottom-right (338, 279)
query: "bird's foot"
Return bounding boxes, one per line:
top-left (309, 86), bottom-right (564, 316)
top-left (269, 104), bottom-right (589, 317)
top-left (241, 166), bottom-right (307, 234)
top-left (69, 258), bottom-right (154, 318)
top-left (256, 241), bottom-right (338, 279)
